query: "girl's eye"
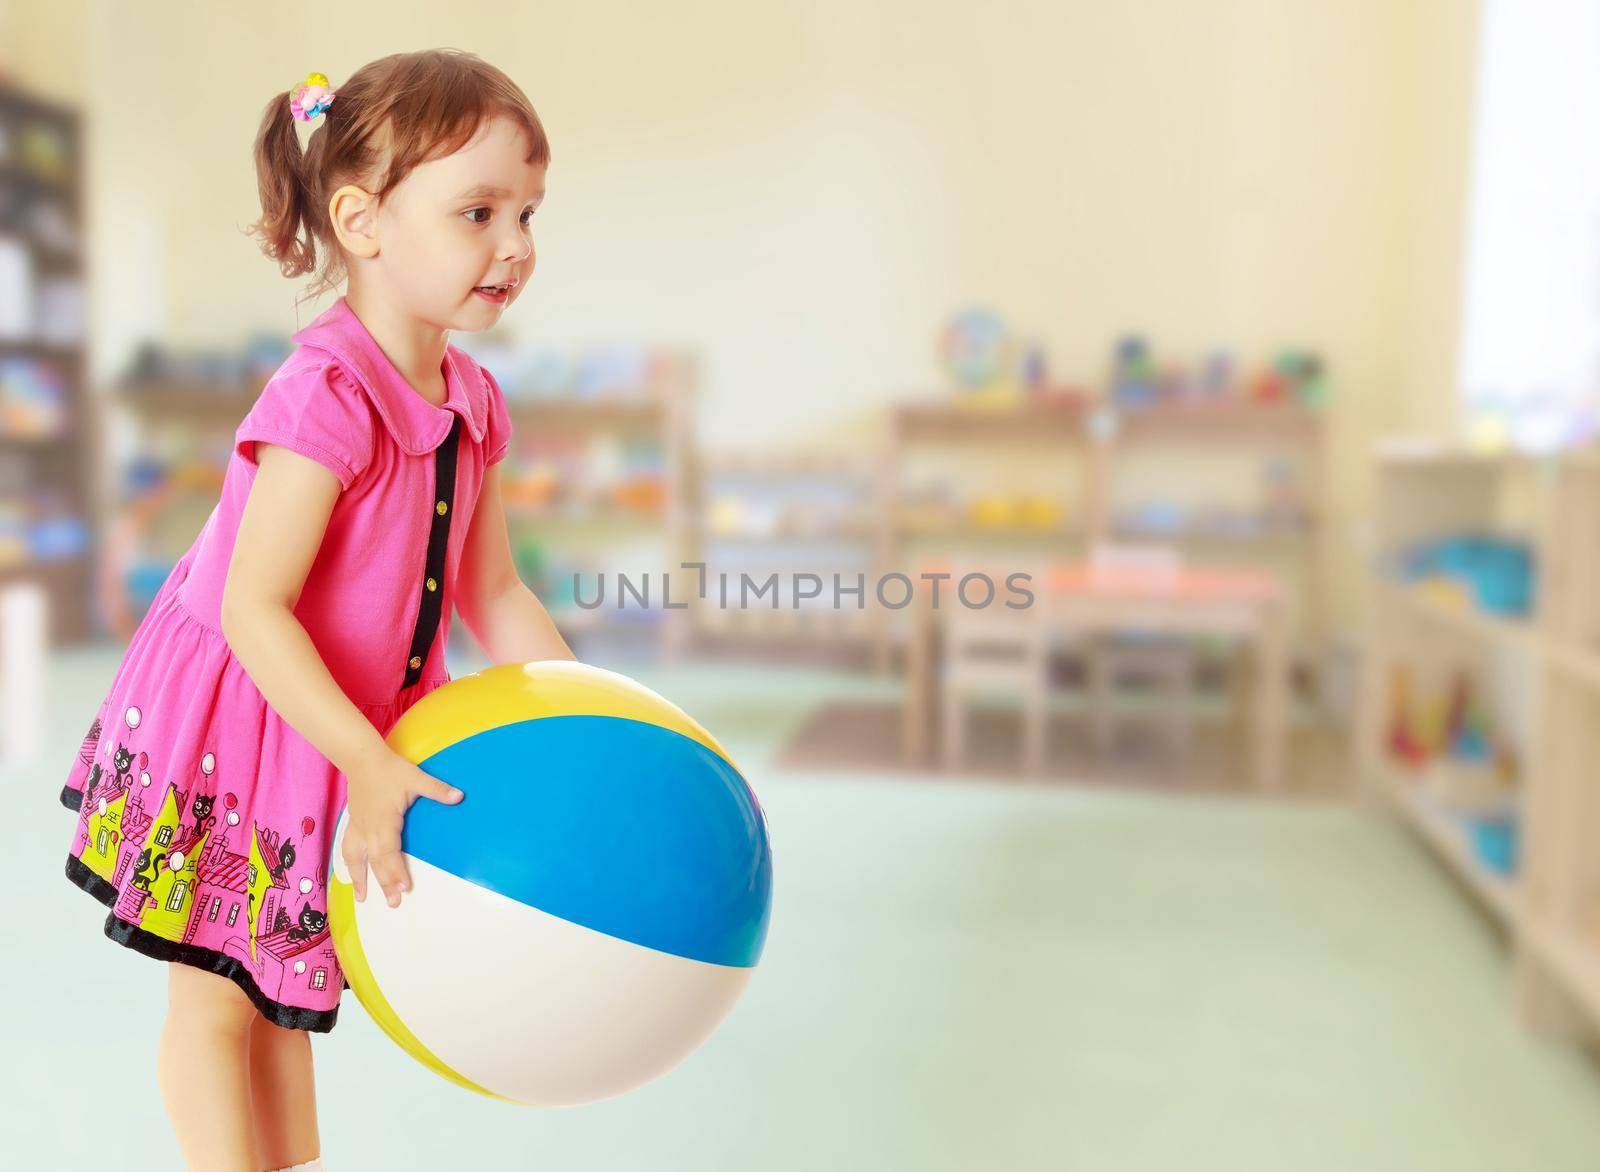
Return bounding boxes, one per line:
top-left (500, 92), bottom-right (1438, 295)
top-left (463, 208), bottom-right (492, 225)
top-left (520, 208), bottom-right (536, 225)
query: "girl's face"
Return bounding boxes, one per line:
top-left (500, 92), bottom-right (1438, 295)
top-left (369, 114), bottom-right (546, 332)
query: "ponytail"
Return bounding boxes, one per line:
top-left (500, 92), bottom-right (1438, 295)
top-left (241, 52), bottom-right (550, 299)
top-left (245, 90), bottom-right (317, 279)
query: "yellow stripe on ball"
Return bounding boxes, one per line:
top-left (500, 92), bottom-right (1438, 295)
top-left (387, 660), bottom-right (739, 770)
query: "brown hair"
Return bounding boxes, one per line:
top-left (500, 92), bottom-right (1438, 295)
top-left (246, 49), bottom-right (550, 301)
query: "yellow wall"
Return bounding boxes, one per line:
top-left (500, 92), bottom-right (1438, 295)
top-left (2, 0), bottom-right (1480, 638)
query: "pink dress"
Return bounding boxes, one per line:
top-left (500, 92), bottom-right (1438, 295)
top-left (59, 297), bottom-right (513, 1032)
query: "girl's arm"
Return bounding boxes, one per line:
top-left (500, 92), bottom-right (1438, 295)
top-left (221, 443), bottom-right (461, 908)
top-left (456, 464), bottom-right (577, 664)
top-left (220, 444), bottom-right (393, 778)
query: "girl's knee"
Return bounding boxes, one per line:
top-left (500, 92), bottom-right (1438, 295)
top-left (167, 962), bottom-right (260, 1034)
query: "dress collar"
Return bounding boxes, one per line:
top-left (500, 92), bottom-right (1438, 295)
top-left (290, 296), bottom-right (488, 454)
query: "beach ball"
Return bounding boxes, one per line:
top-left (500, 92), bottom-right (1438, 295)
top-left (327, 660), bottom-right (773, 1106)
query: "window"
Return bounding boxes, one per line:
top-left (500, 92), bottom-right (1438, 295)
top-left (156, 826), bottom-right (172, 847)
top-left (166, 881), bottom-right (187, 912)
top-left (96, 828), bottom-right (108, 854)
top-left (248, 863), bottom-right (257, 886)
top-left (207, 896), bottom-right (220, 922)
top-left (312, 969), bottom-right (326, 990)
top-left (227, 901), bottom-right (240, 926)
top-left (1457, 0), bottom-right (1600, 446)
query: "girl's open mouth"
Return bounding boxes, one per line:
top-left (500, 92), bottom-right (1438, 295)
top-left (473, 282), bottom-right (512, 304)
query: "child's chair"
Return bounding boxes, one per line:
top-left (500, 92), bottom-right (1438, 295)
top-left (1084, 541), bottom-right (1195, 763)
top-left (939, 560), bottom-right (1055, 774)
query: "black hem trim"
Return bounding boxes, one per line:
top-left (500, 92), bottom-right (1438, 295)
top-left (403, 414), bottom-right (462, 689)
top-left (64, 854), bottom-right (341, 1033)
top-left (60, 784), bottom-right (83, 811)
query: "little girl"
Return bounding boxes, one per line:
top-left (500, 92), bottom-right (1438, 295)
top-left (57, 49), bottom-right (574, 1171)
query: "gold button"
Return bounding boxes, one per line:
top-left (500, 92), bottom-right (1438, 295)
top-left (426, 577), bottom-right (438, 592)
top-left (409, 656), bottom-right (422, 670)
top-left (436, 500), bottom-right (448, 516)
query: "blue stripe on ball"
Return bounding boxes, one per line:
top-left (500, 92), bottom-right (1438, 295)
top-left (400, 714), bottom-right (772, 969)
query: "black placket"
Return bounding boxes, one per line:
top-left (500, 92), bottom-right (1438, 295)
top-left (402, 414), bottom-right (462, 689)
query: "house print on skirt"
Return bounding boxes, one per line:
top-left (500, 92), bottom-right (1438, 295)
top-left (56, 295), bottom-right (515, 1032)
top-left (64, 700), bottom-right (345, 1032)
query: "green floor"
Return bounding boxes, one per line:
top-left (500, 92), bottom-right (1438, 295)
top-left (16, 647), bottom-right (1600, 1169)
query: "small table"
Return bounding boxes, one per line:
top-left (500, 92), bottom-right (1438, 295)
top-left (901, 561), bottom-right (1289, 789)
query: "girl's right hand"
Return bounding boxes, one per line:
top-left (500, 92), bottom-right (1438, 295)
top-left (342, 748), bottom-right (464, 908)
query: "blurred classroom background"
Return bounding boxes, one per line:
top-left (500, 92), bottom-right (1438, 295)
top-left (7, 1), bottom-right (1600, 1169)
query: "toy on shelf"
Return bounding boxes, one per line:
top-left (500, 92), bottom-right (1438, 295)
top-left (1468, 810), bottom-right (1518, 875)
top-left (1110, 335), bottom-right (1158, 409)
top-left (0, 481), bottom-right (90, 570)
top-left (500, 431), bottom-right (667, 519)
top-left (1417, 670), bottom-right (1502, 802)
top-left (1249, 350), bottom-right (1325, 407)
top-left (1110, 339), bottom-right (1328, 412)
top-left (0, 355), bottom-right (68, 438)
top-left (1395, 534), bottom-right (1535, 618)
top-left (703, 462), bottom-right (876, 542)
top-left (1261, 456), bottom-right (1311, 526)
top-left (454, 337), bottom-right (689, 406)
top-left (1387, 662), bottom-right (1430, 768)
top-left (120, 334), bottom-right (292, 391)
top-left (15, 117), bottom-right (71, 184)
top-left (939, 308), bottom-right (1020, 410)
top-left (1020, 341), bottom-right (1047, 392)
top-left (1393, 662), bottom-right (1522, 877)
top-left (1197, 350), bottom-right (1236, 400)
top-left (1029, 382), bottom-right (1091, 410)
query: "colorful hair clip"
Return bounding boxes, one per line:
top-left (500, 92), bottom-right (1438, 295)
top-left (290, 72), bottom-right (336, 123)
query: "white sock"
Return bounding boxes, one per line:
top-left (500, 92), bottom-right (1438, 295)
top-left (268, 1160), bottom-right (323, 1172)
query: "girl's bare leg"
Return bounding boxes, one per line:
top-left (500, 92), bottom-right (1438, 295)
top-left (249, 1012), bottom-right (321, 1170)
top-left (158, 963), bottom-right (260, 1172)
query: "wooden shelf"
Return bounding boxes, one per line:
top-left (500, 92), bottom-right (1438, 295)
top-left (698, 453), bottom-right (876, 483)
top-left (878, 392), bottom-right (1330, 677)
top-left (0, 161), bottom-right (75, 202)
top-left (504, 397), bottom-right (665, 430)
top-left (505, 503), bottom-right (666, 528)
top-left (1526, 923), bottom-right (1600, 1029)
top-left (0, 431), bottom-right (72, 450)
top-left (116, 386), bottom-right (261, 422)
top-left (703, 524), bottom-right (877, 543)
top-left (897, 519), bottom-right (1084, 540)
top-left (1373, 446), bottom-right (1536, 471)
top-left (1113, 401), bottom-right (1322, 441)
top-left (1361, 444), bottom-right (1600, 1044)
top-left (891, 401), bottom-right (1090, 442)
top-left (1, 82), bottom-right (93, 643)
top-left (0, 551), bottom-right (88, 581)
top-left (1546, 644), bottom-right (1600, 692)
top-left (1110, 521), bottom-right (1316, 543)
top-left (1393, 780), bottom-right (1522, 926)
top-left (1379, 579), bottom-right (1538, 651)
top-left (0, 338), bottom-right (84, 360)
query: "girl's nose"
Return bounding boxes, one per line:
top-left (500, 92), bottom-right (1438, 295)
top-left (500, 227), bottom-right (533, 264)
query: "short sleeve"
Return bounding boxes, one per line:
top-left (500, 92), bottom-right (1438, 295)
top-left (480, 364), bottom-right (514, 467)
top-left (234, 358), bottom-right (375, 490)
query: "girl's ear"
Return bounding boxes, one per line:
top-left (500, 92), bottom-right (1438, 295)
top-left (329, 184), bottom-right (380, 259)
